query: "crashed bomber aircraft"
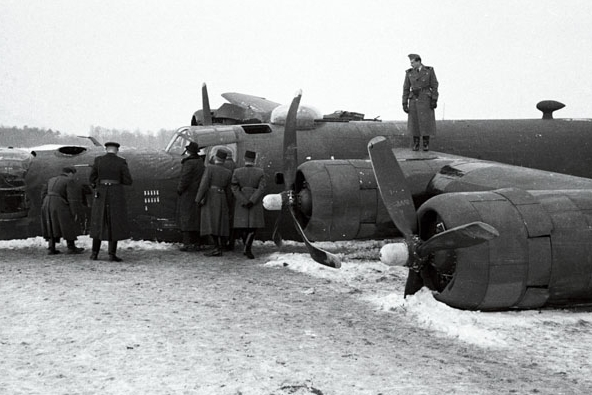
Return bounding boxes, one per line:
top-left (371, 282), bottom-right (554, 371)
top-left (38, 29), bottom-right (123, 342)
top-left (2, 87), bottom-right (592, 310)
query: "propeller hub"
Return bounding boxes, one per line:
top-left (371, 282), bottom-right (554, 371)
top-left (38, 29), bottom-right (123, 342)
top-left (298, 188), bottom-right (313, 218)
top-left (380, 242), bottom-right (409, 266)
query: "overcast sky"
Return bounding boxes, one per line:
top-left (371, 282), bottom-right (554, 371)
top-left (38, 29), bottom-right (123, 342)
top-left (1, 0), bottom-right (591, 135)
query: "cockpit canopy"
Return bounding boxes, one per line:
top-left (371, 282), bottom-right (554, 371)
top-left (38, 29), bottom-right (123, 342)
top-left (270, 104), bottom-right (322, 130)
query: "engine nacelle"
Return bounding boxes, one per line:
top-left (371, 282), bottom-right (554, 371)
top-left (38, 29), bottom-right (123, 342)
top-left (417, 188), bottom-right (592, 310)
top-left (295, 160), bottom-right (397, 241)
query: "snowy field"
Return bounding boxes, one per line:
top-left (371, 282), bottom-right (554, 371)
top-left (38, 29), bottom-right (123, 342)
top-left (1, 236), bottom-right (591, 394)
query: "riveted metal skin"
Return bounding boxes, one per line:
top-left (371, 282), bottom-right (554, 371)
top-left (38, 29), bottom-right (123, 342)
top-left (418, 188), bottom-right (592, 310)
top-left (295, 160), bottom-right (396, 241)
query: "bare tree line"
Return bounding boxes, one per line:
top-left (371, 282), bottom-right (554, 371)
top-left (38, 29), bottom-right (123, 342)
top-left (1, 125), bottom-right (174, 149)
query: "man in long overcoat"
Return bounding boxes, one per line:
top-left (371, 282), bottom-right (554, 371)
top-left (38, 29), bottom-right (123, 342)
top-left (402, 53), bottom-right (439, 151)
top-left (89, 141), bottom-right (133, 261)
top-left (231, 150), bottom-right (266, 259)
top-left (195, 149), bottom-right (232, 257)
top-left (176, 141), bottom-right (205, 251)
top-left (41, 166), bottom-right (85, 254)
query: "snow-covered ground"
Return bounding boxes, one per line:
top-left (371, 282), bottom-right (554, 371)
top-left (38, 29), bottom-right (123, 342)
top-left (1, 236), bottom-right (591, 394)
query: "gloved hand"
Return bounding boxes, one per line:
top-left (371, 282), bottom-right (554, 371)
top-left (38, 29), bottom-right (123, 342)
top-left (177, 189), bottom-right (182, 196)
top-left (430, 100), bottom-right (437, 109)
top-left (242, 201), bottom-right (254, 209)
top-left (403, 103), bottom-right (409, 113)
top-left (197, 200), bottom-right (205, 207)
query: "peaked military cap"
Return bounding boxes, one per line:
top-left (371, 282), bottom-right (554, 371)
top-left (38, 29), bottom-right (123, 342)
top-left (185, 142), bottom-right (200, 153)
top-left (62, 166), bottom-right (77, 174)
top-left (244, 150), bottom-right (257, 160)
top-left (408, 53), bottom-right (421, 60)
top-left (215, 150), bottom-right (228, 160)
top-left (104, 141), bottom-right (120, 148)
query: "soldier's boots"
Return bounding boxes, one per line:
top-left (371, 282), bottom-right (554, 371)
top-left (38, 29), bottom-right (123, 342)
top-left (423, 136), bottom-right (430, 151)
top-left (109, 254), bottom-right (123, 262)
top-left (179, 244), bottom-right (193, 252)
top-left (412, 137), bottom-right (420, 151)
top-left (66, 240), bottom-right (84, 254)
top-left (48, 239), bottom-right (60, 255)
top-left (243, 231), bottom-right (255, 259)
top-left (204, 247), bottom-right (222, 257)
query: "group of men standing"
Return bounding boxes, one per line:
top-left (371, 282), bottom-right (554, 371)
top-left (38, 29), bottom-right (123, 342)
top-left (41, 141), bottom-right (133, 261)
top-left (178, 142), bottom-right (266, 259)
top-left (41, 140), bottom-right (266, 261)
top-left (41, 53), bottom-right (429, 260)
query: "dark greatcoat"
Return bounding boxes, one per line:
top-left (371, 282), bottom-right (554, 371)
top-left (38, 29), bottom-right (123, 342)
top-left (402, 66), bottom-right (439, 137)
top-left (231, 164), bottom-right (266, 229)
top-left (89, 153), bottom-right (133, 241)
top-left (195, 163), bottom-right (232, 237)
top-left (41, 173), bottom-right (83, 240)
top-left (176, 153), bottom-right (205, 231)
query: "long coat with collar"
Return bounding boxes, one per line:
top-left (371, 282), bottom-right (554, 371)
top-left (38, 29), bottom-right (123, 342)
top-left (89, 153), bottom-right (133, 240)
top-left (402, 65), bottom-right (439, 137)
top-left (41, 173), bottom-right (83, 240)
top-left (231, 164), bottom-right (266, 229)
top-left (176, 153), bottom-right (205, 231)
top-left (194, 163), bottom-right (232, 237)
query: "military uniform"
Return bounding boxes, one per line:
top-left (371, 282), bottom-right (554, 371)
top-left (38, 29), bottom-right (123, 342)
top-left (41, 168), bottom-right (84, 254)
top-left (231, 151), bottom-right (266, 258)
top-left (402, 58), bottom-right (439, 149)
top-left (195, 151), bottom-right (232, 256)
top-left (89, 142), bottom-right (133, 261)
top-left (177, 142), bottom-right (205, 250)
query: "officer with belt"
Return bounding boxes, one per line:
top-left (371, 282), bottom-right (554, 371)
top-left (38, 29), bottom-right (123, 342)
top-left (231, 150), bottom-right (266, 259)
top-left (402, 53), bottom-right (439, 151)
top-left (195, 150), bottom-right (233, 257)
top-left (89, 141), bottom-right (133, 261)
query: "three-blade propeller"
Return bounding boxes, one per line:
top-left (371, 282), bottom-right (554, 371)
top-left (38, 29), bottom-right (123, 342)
top-left (367, 136), bottom-right (498, 294)
top-left (270, 91), bottom-right (341, 269)
top-left (201, 83), bottom-right (213, 126)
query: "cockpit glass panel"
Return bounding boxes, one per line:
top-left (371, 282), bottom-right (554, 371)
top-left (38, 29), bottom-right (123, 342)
top-left (270, 104), bottom-right (322, 130)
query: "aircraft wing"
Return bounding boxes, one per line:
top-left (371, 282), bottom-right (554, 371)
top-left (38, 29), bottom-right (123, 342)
top-left (221, 92), bottom-right (282, 114)
top-left (285, 147), bottom-right (592, 311)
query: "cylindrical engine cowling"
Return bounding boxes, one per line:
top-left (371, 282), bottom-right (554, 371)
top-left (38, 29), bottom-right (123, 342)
top-left (417, 187), bottom-right (592, 310)
top-left (296, 160), bottom-right (396, 241)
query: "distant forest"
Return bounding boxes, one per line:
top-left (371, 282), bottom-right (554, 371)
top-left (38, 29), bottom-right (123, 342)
top-left (0, 125), bottom-right (174, 149)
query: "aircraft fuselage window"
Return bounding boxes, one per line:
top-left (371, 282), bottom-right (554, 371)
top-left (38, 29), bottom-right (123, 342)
top-left (240, 124), bottom-right (272, 134)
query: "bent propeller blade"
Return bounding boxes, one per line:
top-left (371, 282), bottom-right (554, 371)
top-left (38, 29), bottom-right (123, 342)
top-left (368, 136), bottom-right (417, 238)
top-left (202, 83), bottom-right (213, 126)
top-left (271, 211), bottom-right (284, 247)
top-left (416, 221), bottom-right (499, 257)
top-left (289, 206), bottom-right (341, 269)
top-left (283, 90), bottom-right (302, 190)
